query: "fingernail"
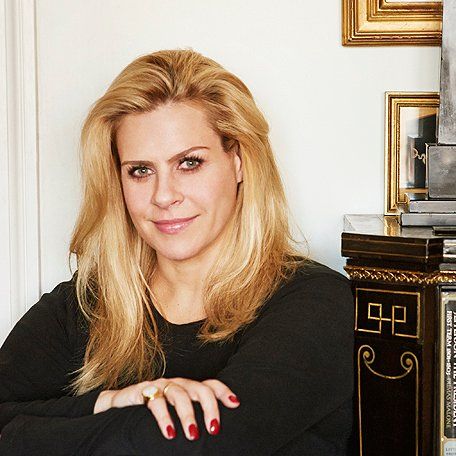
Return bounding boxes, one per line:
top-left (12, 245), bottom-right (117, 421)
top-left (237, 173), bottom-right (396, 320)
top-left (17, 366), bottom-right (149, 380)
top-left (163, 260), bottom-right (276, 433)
top-left (209, 418), bottom-right (220, 435)
top-left (166, 424), bottom-right (176, 439)
top-left (188, 423), bottom-right (199, 440)
top-left (228, 394), bottom-right (240, 404)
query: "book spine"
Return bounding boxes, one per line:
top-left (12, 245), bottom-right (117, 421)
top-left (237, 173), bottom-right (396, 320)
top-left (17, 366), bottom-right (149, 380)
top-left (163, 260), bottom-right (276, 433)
top-left (440, 289), bottom-right (456, 455)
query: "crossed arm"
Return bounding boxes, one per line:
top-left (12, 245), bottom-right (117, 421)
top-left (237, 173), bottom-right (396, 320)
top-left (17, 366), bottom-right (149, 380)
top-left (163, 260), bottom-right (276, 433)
top-left (0, 273), bottom-right (354, 455)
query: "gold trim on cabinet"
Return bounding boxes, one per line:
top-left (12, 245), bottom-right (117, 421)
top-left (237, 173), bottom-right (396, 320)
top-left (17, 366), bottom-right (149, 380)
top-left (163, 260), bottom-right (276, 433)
top-left (355, 288), bottom-right (420, 338)
top-left (364, 302), bottom-right (410, 337)
top-left (360, 344), bottom-right (416, 380)
top-left (345, 265), bottom-right (456, 285)
top-left (358, 345), bottom-right (419, 455)
top-left (343, 0), bottom-right (442, 46)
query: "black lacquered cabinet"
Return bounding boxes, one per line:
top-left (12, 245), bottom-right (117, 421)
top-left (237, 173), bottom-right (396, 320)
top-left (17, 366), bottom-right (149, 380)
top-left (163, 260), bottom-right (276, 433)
top-left (342, 215), bottom-right (456, 456)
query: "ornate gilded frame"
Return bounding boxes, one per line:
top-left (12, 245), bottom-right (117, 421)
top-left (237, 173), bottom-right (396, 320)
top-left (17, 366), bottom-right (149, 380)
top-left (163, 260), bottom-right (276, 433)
top-left (342, 0), bottom-right (442, 46)
top-left (384, 92), bottom-right (439, 215)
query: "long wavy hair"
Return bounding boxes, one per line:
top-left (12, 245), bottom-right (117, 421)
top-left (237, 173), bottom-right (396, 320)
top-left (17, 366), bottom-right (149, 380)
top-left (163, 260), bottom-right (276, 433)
top-left (68, 49), bottom-right (309, 394)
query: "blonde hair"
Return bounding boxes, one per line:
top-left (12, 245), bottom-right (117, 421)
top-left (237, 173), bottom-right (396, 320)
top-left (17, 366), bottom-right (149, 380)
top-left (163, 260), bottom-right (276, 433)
top-left (68, 49), bottom-right (309, 394)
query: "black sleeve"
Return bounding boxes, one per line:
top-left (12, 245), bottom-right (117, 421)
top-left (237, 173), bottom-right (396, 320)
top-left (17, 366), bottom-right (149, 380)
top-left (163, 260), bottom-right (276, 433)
top-left (129, 271), bottom-right (355, 455)
top-left (1, 271), bottom-right (354, 456)
top-left (0, 280), bottom-right (101, 431)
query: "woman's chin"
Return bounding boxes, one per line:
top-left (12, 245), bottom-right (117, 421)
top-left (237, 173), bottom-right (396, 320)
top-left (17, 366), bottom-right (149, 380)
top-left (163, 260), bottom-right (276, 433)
top-left (154, 246), bottom-right (203, 263)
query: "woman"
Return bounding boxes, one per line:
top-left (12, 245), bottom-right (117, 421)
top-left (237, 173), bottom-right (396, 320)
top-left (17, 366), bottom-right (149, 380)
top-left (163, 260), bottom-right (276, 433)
top-left (0, 49), bottom-right (354, 455)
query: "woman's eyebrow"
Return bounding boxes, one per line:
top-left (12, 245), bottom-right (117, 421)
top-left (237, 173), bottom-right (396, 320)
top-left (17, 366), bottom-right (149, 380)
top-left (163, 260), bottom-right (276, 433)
top-left (120, 146), bottom-right (209, 167)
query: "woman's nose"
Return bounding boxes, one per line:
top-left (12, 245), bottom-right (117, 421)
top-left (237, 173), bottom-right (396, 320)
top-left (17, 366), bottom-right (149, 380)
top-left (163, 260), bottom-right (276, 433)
top-left (151, 173), bottom-right (183, 208)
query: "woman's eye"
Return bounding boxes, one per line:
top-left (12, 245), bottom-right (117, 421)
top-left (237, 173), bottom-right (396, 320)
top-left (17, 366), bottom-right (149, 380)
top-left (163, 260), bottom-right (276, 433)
top-left (127, 156), bottom-right (204, 180)
top-left (178, 156), bottom-right (205, 171)
top-left (127, 166), bottom-right (151, 180)
top-left (181, 160), bottom-right (198, 169)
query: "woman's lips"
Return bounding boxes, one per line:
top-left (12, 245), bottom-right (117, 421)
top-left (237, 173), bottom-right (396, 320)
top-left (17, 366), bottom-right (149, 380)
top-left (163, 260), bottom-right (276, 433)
top-left (153, 216), bottom-right (198, 234)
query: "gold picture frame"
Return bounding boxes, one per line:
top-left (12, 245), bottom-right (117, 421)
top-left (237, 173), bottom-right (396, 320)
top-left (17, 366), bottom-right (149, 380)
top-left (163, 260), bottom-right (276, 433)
top-left (342, 0), bottom-right (442, 46)
top-left (384, 92), bottom-right (439, 215)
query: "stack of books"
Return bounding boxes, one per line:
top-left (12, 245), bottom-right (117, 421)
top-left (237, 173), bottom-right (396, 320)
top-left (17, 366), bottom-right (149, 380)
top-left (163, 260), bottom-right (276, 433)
top-left (399, 193), bottom-right (456, 227)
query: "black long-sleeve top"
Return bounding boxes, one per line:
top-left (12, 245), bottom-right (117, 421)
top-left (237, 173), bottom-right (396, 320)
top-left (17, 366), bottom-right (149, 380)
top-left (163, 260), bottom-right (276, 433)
top-left (0, 261), bottom-right (354, 455)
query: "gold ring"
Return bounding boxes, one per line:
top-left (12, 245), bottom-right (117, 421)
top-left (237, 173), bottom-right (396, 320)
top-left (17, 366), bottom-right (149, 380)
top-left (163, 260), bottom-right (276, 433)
top-left (142, 385), bottom-right (164, 404)
top-left (163, 382), bottom-right (176, 396)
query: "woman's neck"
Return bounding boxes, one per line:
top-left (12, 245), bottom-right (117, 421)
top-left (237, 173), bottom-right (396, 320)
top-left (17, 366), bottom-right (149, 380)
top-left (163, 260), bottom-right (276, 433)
top-left (151, 256), bottom-right (210, 323)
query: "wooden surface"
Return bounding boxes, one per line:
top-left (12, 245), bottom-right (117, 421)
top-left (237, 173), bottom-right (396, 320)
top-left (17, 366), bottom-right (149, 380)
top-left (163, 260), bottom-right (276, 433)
top-left (342, 214), bottom-right (456, 455)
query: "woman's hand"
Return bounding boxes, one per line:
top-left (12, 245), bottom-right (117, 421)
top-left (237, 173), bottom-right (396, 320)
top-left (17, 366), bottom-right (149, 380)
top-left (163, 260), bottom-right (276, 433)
top-left (93, 377), bottom-right (240, 440)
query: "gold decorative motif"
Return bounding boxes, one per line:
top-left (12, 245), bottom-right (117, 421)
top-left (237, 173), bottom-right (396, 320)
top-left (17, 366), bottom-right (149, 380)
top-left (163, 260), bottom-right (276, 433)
top-left (343, 0), bottom-right (442, 46)
top-left (358, 345), bottom-right (419, 455)
top-left (366, 302), bottom-right (407, 336)
top-left (345, 265), bottom-right (456, 285)
top-left (360, 345), bottom-right (416, 380)
top-left (355, 288), bottom-right (420, 338)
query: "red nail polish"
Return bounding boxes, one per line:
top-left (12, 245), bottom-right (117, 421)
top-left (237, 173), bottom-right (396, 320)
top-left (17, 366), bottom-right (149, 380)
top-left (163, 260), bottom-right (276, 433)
top-left (166, 425), bottom-right (176, 439)
top-left (228, 394), bottom-right (240, 404)
top-left (189, 423), bottom-right (199, 440)
top-left (209, 418), bottom-right (220, 435)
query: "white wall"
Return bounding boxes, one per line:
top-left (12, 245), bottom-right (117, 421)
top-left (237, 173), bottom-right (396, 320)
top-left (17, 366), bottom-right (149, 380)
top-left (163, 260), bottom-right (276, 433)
top-left (1, 0), bottom-right (441, 343)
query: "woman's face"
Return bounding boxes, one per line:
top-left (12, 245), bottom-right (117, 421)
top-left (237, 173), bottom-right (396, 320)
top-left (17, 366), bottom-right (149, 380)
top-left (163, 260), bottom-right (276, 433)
top-left (116, 101), bottom-right (243, 264)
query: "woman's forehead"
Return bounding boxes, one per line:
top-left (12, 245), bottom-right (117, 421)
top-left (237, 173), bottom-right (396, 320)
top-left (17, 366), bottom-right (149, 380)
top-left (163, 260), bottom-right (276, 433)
top-left (116, 104), bottom-right (223, 162)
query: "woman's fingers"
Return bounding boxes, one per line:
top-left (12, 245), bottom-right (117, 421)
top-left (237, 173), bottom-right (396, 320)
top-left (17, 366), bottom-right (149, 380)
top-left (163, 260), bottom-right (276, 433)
top-left (158, 382), bottom-right (200, 440)
top-left (144, 392), bottom-right (177, 440)
top-left (141, 377), bottom-right (240, 441)
top-left (169, 378), bottom-right (221, 436)
top-left (202, 378), bottom-right (241, 408)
